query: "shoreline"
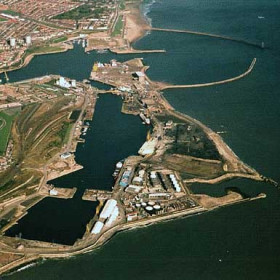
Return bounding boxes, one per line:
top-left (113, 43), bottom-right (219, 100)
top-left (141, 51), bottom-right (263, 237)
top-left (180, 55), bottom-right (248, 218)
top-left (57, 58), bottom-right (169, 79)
top-left (0, 1), bottom-right (275, 276)
top-left (0, 192), bottom-right (266, 276)
top-left (0, 43), bottom-right (73, 75)
top-left (124, 1), bottom-right (152, 44)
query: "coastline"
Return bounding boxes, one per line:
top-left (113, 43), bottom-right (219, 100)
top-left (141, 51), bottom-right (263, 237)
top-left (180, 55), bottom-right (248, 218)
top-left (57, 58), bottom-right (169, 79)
top-left (0, 43), bottom-right (73, 75)
top-left (124, 1), bottom-right (152, 44)
top-left (0, 1), bottom-right (275, 276)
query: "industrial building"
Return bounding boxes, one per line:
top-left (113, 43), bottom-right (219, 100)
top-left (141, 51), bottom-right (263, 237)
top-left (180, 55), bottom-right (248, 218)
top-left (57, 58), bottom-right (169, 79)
top-left (105, 206), bottom-right (119, 226)
top-left (99, 199), bottom-right (117, 219)
top-left (138, 138), bottom-right (157, 156)
top-left (91, 221), bottom-right (104, 234)
top-left (25, 35), bottom-right (32, 45)
top-left (56, 77), bottom-right (76, 89)
top-left (169, 174), bottom-right (181, 192)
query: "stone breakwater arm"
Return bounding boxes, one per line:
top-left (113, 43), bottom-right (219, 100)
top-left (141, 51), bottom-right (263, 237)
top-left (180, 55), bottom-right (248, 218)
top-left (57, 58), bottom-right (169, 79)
top-left (151, 28), bottom-right (262, 48)
top-left (160, 58), bottom-right (257, 90)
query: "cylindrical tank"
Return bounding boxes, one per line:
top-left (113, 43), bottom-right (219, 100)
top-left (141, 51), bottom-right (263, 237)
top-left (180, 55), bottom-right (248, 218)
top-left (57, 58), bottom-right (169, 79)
top-left (141, 202), bottom-right (147, 207)
top-left (148, 201), bottom-right (155, 206)
top-left (145, 206), bottom-right (153, 211)
top-left (153, 205), bottom-right (161, 210)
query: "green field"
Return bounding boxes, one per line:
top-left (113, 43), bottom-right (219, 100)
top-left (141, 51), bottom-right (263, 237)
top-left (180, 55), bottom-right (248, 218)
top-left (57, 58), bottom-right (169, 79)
top-left (50, 36), bottom-right (68, 44)
top-left (54, 5), bottom-right (93, 20)
top-left (1, 10), bottom-right (20, 16)
top-left (25, 45), bottom-right (65, 56)
top-left (112, 16), bottom-right (123, 37)
top-left (0, 109), bottom-right (19, 155)
top-left (120, 0), bottom-right (126, 10)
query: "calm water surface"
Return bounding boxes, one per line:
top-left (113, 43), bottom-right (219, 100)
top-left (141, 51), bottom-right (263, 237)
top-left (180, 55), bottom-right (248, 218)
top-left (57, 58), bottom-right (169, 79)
top-left (4, 0), bottom-right (280, 278)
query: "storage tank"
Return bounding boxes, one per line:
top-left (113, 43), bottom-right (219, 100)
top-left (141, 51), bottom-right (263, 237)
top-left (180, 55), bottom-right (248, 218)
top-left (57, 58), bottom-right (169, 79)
top-left (116, 162), bottom-right (123, 169)
top-left (148, 201), bottom-right (155, 206)
top-left (141, 202), bottom-right (147, 207)
top-left (135, 203), bottom-right (141, 208)
top-left (153, 205), bottom-right (161, 210)
top-left (145, 206), bottom-right (153, 211)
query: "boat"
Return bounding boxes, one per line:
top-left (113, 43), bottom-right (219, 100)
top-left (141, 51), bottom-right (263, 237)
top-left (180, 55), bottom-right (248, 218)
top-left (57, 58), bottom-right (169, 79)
top-left (112, 161), bottom-right (123, 179)
top-left (96, 49), bottom-right (108, 54)
top-left (139, 112), bottom-right (150, 125)
top-left (17, 263), bottom-right (36, 272)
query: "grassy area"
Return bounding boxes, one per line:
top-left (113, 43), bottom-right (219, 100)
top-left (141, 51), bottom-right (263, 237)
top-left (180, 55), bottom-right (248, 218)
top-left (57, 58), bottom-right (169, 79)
top-left (112, 16), bottom-right (123, 37)
top-left (0, 109), bottom-right (19, 155)
top-left (54, 5), bottom-right (94, 20)
top-left (163, 154), bottom-right (224, 179)
top-left (0, 17), bottom-right (7, 22)
top-left (1, 10), bottom-right (20, 16)
top-left (25, 45), bottom-right (65, 56)
top-left (120, 0), bottom-right (126, 10)
top-left (62, 122), bottom-right (74, 145)
top-left (50, 36), bottom-right (68, 44)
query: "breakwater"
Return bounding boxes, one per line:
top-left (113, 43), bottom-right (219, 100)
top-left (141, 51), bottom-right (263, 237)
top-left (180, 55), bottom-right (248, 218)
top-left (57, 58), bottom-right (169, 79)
top-left (151, 27), bottom-right (263, 49)
top-left (160, 58), bottom-right (256, 90)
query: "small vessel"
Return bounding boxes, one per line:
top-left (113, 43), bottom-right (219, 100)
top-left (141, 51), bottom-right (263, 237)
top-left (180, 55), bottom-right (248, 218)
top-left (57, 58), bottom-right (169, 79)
top-left (17, 263), bottom-right (36, 272)
top-left (139, 112), bottom-right (150, 125)
top-left (217, 131), bottom-right (227, 134)
top-left (96, 49), bottom-right (108, 54)
top-left (112, 161), bottom-right (123, 179)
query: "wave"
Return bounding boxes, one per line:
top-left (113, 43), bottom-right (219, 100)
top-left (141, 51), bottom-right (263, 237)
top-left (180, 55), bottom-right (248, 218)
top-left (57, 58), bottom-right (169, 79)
top-left (141, 0), bottom-right (157, 26)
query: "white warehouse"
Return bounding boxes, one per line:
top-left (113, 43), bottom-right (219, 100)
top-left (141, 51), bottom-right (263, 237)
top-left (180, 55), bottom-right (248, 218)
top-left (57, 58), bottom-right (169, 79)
top-left (105, 206), bottom-right (119, 227)
top-left (100, 199), bottom-right (117, 219)
top-left (91, 221), bottom-right (104, 234)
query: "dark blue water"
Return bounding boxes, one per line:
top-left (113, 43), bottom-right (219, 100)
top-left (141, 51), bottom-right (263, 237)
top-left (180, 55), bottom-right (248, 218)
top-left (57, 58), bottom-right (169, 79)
top-left (4, 0), bottom-right (280, 278)
top-left (5, 198), bottom-right (98, 245)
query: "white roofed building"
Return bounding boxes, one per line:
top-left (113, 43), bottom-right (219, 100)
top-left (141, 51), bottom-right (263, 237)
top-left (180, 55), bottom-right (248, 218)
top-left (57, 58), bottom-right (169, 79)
top-left (100, 199), bottom-right (117, 220)
top-left (91, 221), bottom-right (104, 234)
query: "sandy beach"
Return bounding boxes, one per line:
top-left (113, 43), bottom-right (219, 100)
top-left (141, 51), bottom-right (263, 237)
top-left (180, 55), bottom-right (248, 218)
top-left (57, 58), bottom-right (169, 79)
top-left (124, 2), bottom-right (151, 44)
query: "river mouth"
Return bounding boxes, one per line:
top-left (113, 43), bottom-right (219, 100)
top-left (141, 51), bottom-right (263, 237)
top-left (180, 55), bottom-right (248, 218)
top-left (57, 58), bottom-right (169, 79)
top-left (5, 94), bottom-right (148, 245)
